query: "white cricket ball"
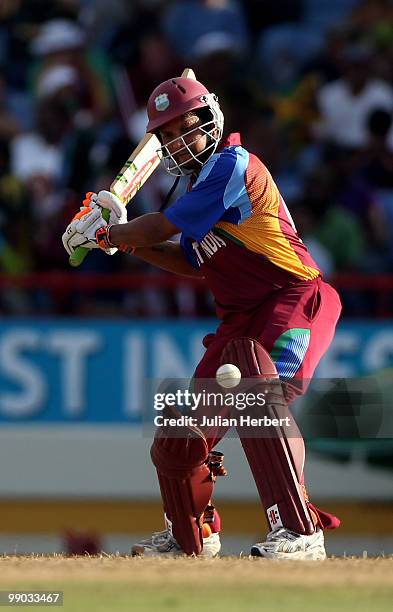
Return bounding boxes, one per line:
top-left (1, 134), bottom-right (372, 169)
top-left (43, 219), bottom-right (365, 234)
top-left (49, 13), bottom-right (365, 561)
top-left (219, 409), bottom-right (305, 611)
top-left (216, 363), bottom-right (242, 389)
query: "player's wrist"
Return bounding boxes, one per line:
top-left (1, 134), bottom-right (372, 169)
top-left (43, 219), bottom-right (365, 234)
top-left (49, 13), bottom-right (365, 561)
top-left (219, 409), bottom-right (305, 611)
top-left (95, 225), bottom-right (136, 255)
top-left (108, 224), bottom-right (136, 254)
top-left (96, 225), bottom-right (117, 251)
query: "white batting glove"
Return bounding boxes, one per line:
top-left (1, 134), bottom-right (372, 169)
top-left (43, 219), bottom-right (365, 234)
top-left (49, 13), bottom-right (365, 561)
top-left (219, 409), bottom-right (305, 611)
top-left (62, 207), bottom-right (117, 256)
top-left (88, 190), bottom-right (127, 225)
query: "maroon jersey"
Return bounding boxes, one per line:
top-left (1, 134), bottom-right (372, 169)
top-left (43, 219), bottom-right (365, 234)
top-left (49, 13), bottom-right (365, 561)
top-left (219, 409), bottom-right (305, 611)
top-left (171, 134), bottom-right (321, 318)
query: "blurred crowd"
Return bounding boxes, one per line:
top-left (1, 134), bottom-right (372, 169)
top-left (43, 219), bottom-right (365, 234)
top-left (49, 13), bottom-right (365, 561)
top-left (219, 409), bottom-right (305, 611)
top-left (1, 0), bottom-right (393, 316)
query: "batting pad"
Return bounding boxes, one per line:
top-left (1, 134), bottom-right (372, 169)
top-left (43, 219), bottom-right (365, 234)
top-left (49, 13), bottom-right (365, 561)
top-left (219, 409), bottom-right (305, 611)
top-left (150, 407), bottom-right (214, 555)
top-left (221, 337), bottom-right (315, 535)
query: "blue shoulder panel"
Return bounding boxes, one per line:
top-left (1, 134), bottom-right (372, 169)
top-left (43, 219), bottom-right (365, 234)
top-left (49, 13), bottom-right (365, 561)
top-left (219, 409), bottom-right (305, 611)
top-left (164, 146), bottom-right (252, 242)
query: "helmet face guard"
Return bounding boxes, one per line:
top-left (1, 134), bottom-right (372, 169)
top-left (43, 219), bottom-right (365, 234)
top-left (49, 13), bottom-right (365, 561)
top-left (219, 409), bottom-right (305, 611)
top-left (158, 116), bottom-right (219, 176)
top-left (158, 96), bottom-right (223, 176)
top-left (147, 78), bottom-right (224, 176)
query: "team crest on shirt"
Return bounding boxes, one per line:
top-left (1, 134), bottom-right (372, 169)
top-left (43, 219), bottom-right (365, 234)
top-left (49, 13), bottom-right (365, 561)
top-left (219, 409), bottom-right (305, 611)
top-left (155, 93), bottom-right (170, 111)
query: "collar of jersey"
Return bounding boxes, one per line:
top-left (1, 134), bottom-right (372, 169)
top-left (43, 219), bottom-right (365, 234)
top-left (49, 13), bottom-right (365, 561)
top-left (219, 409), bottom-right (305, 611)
top-left (188, 132), bottom-right (242, 187)
top-left (218, 132), bottom-right (242, 149)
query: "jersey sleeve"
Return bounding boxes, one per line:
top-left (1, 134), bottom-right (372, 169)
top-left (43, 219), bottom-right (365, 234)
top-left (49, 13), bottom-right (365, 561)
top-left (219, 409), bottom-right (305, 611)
top-left (164, 146), bottom-right (252, 242)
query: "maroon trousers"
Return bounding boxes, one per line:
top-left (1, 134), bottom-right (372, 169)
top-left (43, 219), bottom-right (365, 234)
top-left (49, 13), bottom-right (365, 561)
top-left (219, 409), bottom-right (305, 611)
top-left (151, 278), bottom-right (342, 552)
top-left (195, 278), bottom-right (341, 400)
top-left (194, 277), bottom-right (342, 530)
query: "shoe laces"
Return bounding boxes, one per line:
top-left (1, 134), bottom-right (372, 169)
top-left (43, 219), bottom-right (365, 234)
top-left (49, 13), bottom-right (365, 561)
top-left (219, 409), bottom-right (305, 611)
top-left (266, 527), bottom-right (298, 542)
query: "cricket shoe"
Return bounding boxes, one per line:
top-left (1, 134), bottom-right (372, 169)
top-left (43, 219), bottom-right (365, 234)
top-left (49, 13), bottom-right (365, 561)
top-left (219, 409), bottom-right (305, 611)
top-left (250, 527), bottom-right (326, 560)
top-left (131, 529), bottom-right (221, 558)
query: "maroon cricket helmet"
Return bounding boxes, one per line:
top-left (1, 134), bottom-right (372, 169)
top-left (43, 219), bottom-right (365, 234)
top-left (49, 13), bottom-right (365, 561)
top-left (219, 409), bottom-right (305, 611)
top-left (146, 77), bottom-right (212, 133)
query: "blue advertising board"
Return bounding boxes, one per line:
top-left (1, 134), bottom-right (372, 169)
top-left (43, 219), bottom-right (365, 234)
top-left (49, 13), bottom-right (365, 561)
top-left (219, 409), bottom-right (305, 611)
top-left (0, 320), bottom-right (392, 423)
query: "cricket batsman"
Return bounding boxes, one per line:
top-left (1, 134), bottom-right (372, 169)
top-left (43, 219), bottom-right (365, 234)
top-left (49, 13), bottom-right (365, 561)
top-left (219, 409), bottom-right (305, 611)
top-left (62, 74), bottom-right (342, 559)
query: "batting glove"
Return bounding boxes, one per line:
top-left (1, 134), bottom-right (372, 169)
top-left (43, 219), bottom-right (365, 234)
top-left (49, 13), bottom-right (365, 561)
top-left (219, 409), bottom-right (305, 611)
top-left (62, 207), bottom-right (117, 256)
top-left (85, 191), bottom-right (135, 255)
top-left (84, 190), bottom-right (127, 225)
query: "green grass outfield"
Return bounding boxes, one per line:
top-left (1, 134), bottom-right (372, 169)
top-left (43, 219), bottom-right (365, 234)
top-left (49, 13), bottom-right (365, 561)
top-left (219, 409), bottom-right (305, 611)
top-left (0, 557), bottom-right (392, 612)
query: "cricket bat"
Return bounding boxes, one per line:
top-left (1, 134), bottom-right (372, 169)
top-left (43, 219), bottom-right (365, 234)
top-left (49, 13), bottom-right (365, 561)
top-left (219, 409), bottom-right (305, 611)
top-left (69, 68), bottom-right (196, 267)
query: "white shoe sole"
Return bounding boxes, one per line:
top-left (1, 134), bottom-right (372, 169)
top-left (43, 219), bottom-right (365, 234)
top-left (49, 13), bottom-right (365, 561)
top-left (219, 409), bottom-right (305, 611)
top-left (250, 545), bottom-right (327, 560)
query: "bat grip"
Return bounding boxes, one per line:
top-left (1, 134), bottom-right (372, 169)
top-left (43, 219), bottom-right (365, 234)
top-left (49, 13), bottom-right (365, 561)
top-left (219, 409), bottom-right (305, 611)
top-left (68, 208), bottom-right (111, 267)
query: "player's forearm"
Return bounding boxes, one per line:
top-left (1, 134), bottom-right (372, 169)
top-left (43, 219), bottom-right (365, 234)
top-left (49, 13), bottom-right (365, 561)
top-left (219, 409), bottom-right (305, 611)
top-left (132, 242), bottom-right (203, 278)
top-left (99, 210), bottom-right (200, 276)
top-left (109, 212), bottom-right (178, 247)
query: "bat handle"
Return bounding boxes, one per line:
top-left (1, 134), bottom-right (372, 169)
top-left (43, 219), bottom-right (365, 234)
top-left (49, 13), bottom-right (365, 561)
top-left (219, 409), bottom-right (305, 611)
top-left (68, 208), bottom-right (111, 267)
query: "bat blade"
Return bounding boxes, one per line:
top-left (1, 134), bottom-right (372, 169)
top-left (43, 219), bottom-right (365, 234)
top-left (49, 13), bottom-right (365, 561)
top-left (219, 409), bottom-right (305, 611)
top-left (69, 67), bottom-right (197, 267)
top-left (69, 134), bottom-right (161, 267)
top-left (110, 133), bottom-right (161, 204)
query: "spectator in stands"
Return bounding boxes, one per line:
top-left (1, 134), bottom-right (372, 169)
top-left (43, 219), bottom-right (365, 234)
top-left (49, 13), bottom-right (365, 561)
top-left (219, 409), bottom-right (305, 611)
top-left (0, 138), bottom-right (31, 277)
top-left (0, 128), bottom-right (33, 312)
top-left (10, 71), bottom-right (98, 270)
top-left (30, 19), bottom-right (114, 126)
top-left (358, 108), bottom-right (393, 269)
top-left (334, 167), bottom-right (388, 272)
top-left (289, 198), bottom-right (334, 278)
top-left (295, 167), bottom-right (365, 273)
top-left (361, 108), bottom-right (393, 188)
top-left (79, 0), bottom-right (131, 50)
top-left (126, 29), bottom-right (183, 113)
top-left (314, 44), bottom-right (393, 150)
top-left (255, 22), bottom-right (325, 93)
top-left (0, 0), bottom-right (80, 92)
top-left (301, 26), bottom-right (350, 85)
top-left (162, 0), bottom-right (249, 61)
top-left (192, 31), bottom-right (243, 88)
